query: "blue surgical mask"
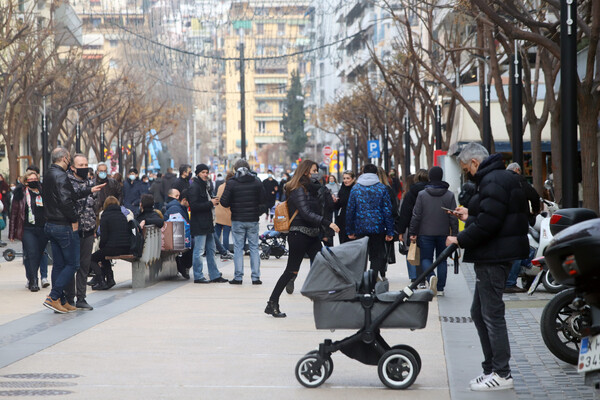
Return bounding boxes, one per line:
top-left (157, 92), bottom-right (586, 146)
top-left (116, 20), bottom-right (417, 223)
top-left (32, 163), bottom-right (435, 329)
top-left (98, 171), bottom-right (107, 180)
top-left (129, 174), bottom-right (136, 181)
top-left (149, 177), bottom-right (154, 181)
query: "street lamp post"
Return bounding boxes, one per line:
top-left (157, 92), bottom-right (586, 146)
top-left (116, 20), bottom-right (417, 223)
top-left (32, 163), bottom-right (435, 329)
top-left (100, 123), bottom-right (105, 162)
top-left (471, 54), bottom-right (492, 152)
top-left (404, 115), bottom-right (411, 176)
top-left (239, 30), bottom-right (247, 160)
top-left (510, 42), bottom-right (524, 169)
top-left (41, 96), bottom-right (49, 173)
top-left (75, 113), bottom-right (81, 154)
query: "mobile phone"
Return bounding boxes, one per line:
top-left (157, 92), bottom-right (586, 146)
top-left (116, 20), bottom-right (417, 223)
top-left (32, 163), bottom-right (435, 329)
top-left (441, 206), bottom-right (455, 212)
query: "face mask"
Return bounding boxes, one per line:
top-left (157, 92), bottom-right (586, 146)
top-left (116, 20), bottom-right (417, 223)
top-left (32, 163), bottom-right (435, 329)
top-left (268, 174), bottom-right (272, 179)
top-left (129, 174), bottom-right (136, 181)
top-left (143, 180), bottom-right (148, 184)
top-left (27, 181), bottom-right (40, 189)
top-left (98, 171), bottom-right (108, 180)
top-left (310, 173), bottom-right (320, 181)
top-left (76, 168), bottom-right (89, 179)
top-left (10, 185), bottom-right (15, 191)
top-left (149, 177), bottom-right (154, 181)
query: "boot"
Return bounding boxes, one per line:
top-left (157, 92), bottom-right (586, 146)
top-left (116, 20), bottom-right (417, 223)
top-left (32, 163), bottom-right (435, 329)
top-left (264, 301), bottom-right (287, 318)
top-left (29, 278), bottom-right (40, 292)
top-left (87, 276), bottom-right (99, 286)
top-left (92, 279), bottom-right (108, 291)
top-left (105, 267), bottom-right (115, 289)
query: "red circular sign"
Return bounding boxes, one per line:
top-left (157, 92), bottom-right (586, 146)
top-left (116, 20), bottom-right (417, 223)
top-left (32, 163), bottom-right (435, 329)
top-left (322, 146), bottom-right (333, 157)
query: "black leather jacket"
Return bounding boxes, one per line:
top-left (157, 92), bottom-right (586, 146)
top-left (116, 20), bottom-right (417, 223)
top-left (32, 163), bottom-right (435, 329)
top-left (42, 164), bottom-right (78, 225)
top-left (288, 179), bottom-right (331, 229)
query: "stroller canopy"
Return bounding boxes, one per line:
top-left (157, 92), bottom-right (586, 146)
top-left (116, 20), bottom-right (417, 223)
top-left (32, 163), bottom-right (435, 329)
top-left (301, 237), bottom-right (369, 301)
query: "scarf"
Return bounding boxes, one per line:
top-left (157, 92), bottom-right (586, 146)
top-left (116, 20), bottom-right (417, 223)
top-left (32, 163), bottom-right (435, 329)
top-left (25, 188), bottom-right (36, 225)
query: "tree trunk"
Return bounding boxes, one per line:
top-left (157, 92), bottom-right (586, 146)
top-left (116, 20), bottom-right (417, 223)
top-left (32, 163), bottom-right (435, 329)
top-left (529, 121), bottom-right (544, 194)
top-left (578, 101), bottom-right (600, 213)
top-left (550, 106), bottom-right (563, 202)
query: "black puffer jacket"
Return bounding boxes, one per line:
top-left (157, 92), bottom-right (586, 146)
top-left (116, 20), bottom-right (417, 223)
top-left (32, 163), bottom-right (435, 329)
top-left (457, 154), bottom-right (529, 263)
top-left (99, 204), bottom-right (130, 250)
top-left (397, 181), bottom-right (427, 233)
top-left (136, 209), bottom-right (164, 228)
top-left (289, 178), bottom-right (331, 230)
top-left (334, 182), bottom-right (354, 229)
top-left (42, 164), bottom-right (78, 225)
top-left (187, 176), bottom-right (214, 236)
top-left (219, 170), bottom-right (267, 222)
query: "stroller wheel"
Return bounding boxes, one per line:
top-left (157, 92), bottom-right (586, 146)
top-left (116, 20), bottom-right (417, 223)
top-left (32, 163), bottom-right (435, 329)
top-left (306, 351), bottom-right (333, 378)
top-left (390, 345), bottom-right (421, 376)
top-left (3, 249), bottom-right (16, 262)
top-left (275, 255), bottom-right (281, 259)
top-left (260, 253), bottom-right (269, 260)
top-left (295, 354), bottom-right (329, 388)
top-left (378, 349), bottom-right (418, 389)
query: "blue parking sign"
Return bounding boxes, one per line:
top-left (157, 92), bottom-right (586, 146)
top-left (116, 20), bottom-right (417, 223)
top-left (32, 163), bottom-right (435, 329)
top-left (368, 140), bottom-right (380, 158)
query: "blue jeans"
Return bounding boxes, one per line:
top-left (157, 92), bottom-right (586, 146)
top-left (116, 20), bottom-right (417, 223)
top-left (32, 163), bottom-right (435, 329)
top-left (406, 260), bottom-right (417, 280)
top-left (214, 223), bottom-right (231, 252)
top-left (192, 234), bottom-right (221, 280)
top-left (506, 260), bottom-right (521, 287)
top-left (22, 226), bottom-right (48, 283)
top-left (231, 221), bottom-right (260, 281)
top-left (44, 223), bottom-right (80, 301)
top-left (417, 235), bottom-right (447, 291)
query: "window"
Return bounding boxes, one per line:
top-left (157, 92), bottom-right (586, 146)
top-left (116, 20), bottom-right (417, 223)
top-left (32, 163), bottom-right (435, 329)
top-left (258, 121), bottom-right (266, 133)
top-left (278, 23), bottom-right (285, 36)
top-left (256, 23), bottom-right (264, 35)
top-left (110, 40), bottom-right (119, 48)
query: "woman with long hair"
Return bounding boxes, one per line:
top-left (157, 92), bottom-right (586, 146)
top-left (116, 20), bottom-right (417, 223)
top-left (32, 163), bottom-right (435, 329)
top-left (334, 170), bottom-right (356, 243)
top-left (265, 160), bottom-right (340, 318)
top-left (9, 171), bottom-right (48, 291)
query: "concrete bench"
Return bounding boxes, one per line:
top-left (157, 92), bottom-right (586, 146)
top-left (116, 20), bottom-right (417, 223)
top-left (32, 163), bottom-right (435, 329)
top-left (106, 225), bottom-right (182, 288)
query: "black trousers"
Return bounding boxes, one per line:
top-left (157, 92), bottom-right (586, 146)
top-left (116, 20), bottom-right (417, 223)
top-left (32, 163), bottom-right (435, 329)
top-left (269, 231), bottom-right (321, 303)
top-left (356, 233), bottom-right (387, 278)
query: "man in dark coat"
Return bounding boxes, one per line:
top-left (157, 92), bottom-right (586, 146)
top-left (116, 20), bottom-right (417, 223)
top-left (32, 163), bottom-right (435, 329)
top-left (446, 142), bottom-right (529, 392)
top-left (123, 167), bottom-right (145, 216)
top-left (220, 159), bottom-right (267, 284)
top-left (94, 162), bottom-right (122, 216)
top-left (187, 164), bottom-right (228, 284)
top-left (172, 164), bottom-right (192, 194)
top-left (161, 168), bottom-right (177, 197)
top-left (262, 170), bottom-right (278, 222)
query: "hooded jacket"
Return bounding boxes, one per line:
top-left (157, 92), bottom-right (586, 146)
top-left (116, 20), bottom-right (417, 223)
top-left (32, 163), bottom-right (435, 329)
top-left (397, 181), bottom-right (427, 234)
top-left (345, 173), bottom-right (394, 236)
top-left (457, 153), bottom-right (529, 263)
top-left (409, 181), bottom-right (458, 237)
top-left (123, 178), bottom-right (145, 214)
top-left (288, 177), bottom-right (330, 230)
top-left (219, 168), bottom-right (267, 222)
top-left (163, 198), bottom-right (190, 223)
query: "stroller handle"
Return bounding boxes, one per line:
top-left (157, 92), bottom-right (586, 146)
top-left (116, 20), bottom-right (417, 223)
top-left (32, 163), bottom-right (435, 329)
top-left (409, 243), bottom-right (458, 292)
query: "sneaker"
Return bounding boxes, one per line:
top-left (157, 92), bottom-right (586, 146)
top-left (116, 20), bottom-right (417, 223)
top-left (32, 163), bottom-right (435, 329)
top-left (469, 373), bottom-right (492, 386)
top-left (211, 277), bottom-right (229, 283)
top-left (41, 278), bottom-right (50, 288)
top-left (43, 296), bottom-right (68, 314)
top-left (62, 302), bottom-right (77, 313)
top-left (194, 278), bottom-right (210, 284)
top-left (437, 291), bottom-right (445, 297)
top-left (470, 373), bottom-right (514, 391)
top-left (285, 276), bottom-right (296, 294)
top-left (252, 279), bottom-right (263, 285)
top-left (220, 252), bottom-right (233, 260)
top-left (417, 281), bottom-right (427, 289)
top-left (75, 300), bottom-right (94, 311)
top-left (428, 276), bottom-right (438, 296)
top-left (229, 279), bottom-right (243, 285)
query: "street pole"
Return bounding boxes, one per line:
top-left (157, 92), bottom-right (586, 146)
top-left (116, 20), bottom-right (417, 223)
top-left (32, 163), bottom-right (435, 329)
top-left (482, 58), bottom-right (492, 152)
top-left (561, 0), bottom-right (579, 207)
top-left (511, 42), bottom-right (524, 169)
top-left (353, 129), bottom-right (359, 174)
top-left (343, 135), bottom-right (348, 173)
top-left (131, 137), bottom-right (136, 170)
top-left (404, 115), bottom-right (411, 177)
top-left (41, 96), bottom-right (48, 173)
top-left (193, 116), bottom-right (197, 166)
top-left (186, 119), bottom-right (190, 162)
top-left (75, 115), bottom-right (81, 154)
top-left (118, 130), bottom-right (123, 175)
top-left (100, 123), bottom-right (105, 161)
top-left (240, 31), bottom-right (246, 159)
top-left (383, 119), bottom-right (389, 172)
top-left (435, 85), bottom-right (442, 150)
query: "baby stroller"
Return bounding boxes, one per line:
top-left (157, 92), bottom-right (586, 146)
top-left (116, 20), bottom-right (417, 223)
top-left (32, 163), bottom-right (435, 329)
top-left (259, 226), bottom-right (288, 260)
top-left (297, 237), bottom-right (457, 389)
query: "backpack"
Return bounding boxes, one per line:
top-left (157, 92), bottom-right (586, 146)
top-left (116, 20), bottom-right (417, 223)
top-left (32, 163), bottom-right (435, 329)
top-left (273, 201), bottom-right (298, 233)
top-left (128, 219), bottom-right (145, 258)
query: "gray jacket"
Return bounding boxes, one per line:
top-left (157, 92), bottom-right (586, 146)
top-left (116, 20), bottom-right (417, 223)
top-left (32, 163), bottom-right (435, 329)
top-left (409, 182), bottom-right (458, 237)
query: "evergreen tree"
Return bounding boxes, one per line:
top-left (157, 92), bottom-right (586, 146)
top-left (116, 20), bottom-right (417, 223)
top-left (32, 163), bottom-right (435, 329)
top-left (282, 70), bottom-right (306, 162)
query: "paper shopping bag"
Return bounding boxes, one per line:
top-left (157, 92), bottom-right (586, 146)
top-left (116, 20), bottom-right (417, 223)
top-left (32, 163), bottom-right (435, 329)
top-left (407, 242), bottom-right (420, 266)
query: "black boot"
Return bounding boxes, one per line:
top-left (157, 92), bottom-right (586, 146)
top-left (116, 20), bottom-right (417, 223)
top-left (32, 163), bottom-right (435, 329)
top-left (105, 267), bottom-right (115, 289)
top-left (264, 301), bottom-right (287, 318)
top-left (87, 276), bottom-right (99, 286)
top-left (92, 279), bottom-right (108, 290)
top-left (29, 278), bottom-right (40, 292)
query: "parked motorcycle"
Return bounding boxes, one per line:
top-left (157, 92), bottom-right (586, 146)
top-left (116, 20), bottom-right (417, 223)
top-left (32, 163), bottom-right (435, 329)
top-left (539, 210), bottom-right (599, 377)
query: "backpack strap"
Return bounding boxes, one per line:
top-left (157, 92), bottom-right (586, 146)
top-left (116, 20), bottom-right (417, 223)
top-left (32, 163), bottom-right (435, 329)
top-left (289, 210), bottom-right (299, 224)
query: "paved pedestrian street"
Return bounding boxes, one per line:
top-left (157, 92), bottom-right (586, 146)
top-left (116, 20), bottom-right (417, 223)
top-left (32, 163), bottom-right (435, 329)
top-left (0, 247), bottom-right (595, 399)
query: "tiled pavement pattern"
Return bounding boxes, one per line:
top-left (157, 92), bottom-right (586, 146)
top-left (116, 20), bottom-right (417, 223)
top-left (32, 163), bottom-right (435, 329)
top-left (461, 265), bottom-right (597, 399)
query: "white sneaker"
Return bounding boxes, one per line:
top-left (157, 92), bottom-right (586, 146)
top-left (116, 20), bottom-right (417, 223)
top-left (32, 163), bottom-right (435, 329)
top-left (437, 291), bottom-right (444, 297)
top-left (428, 276), bottom-right (438, 296)
top-left (470, 372), bottom-right (514, 391)
top-left (469, 373), bottom-right (491, 386)
top-left (41, 278), bottom-right (50, 288)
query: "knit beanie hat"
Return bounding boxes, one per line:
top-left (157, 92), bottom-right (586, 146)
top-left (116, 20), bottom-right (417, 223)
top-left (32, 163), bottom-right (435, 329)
top-left (195, 163), bottom-right (209, 174)
top-left (428, 166), bottom-right (443, 182)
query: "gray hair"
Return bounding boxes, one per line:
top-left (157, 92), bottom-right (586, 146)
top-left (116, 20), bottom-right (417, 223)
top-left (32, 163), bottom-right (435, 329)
top-left (233, 159), bottom-right (250, 171)
top-left (97, 162), bottom-right (108, 170)
top-left (506, 162), bottom-right (521, 172)
top-left (458, 142), bottom-right (489, 164)
top-left (51, 147), bottom-right (69, 163)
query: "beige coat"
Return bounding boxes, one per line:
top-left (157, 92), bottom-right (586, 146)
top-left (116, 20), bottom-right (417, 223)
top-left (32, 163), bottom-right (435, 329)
top-left (215, 182), bottom-right (232, 226)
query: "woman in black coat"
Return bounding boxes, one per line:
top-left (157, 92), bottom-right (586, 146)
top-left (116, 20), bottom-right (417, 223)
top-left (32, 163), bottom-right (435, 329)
top-left (265, 160), bottom-right (340, 318)
top-left (91, 196), bottom-right (131, 290)
top-left (334, 170), bottom-right (356, 243)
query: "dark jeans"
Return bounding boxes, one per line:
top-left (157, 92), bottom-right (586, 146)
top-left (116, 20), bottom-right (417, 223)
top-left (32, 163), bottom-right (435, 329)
top-left (214, 223), bottom-right (231, 251)
top-left (355, 233), bottom-right (387, 278)
top-left (269, 231), bottom-right (321, 303)
top-left (45, 223), bottom-right (80, 301)
top-left (506, 259), bottom-right (521, 287)
top-left (471, 263), bottom-right (512, 377)
top-left (22, 226), bottom-right (48, 283)
top-left (417, 235), bottom-right (448, 291)
top-left (65, 233), bottom-right (94, 303)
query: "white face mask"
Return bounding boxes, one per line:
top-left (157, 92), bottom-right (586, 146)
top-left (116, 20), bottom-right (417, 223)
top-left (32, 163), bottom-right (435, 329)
top-left (129, 174), bottom-right (136, 181)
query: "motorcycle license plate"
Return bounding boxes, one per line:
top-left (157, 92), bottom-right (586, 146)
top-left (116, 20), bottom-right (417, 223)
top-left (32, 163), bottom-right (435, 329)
top-left (579, 335), bottom-right (600, 373)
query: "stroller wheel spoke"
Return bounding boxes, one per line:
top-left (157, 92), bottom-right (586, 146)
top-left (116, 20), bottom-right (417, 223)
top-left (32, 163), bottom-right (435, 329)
top-left (295, 355), bottom-right (329, 388)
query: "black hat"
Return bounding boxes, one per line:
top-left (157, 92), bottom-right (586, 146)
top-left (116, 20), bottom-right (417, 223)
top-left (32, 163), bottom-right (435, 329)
top-left (195, 163), bottom-right (209, 174)
top-left (128, 167), bottom-right (138, 174)
top-left (429, 166), bottom-right (443, 182)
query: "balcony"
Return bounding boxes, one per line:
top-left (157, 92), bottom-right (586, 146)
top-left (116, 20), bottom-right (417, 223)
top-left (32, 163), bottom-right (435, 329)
top-left (54, 3), bottom-right (83, 46)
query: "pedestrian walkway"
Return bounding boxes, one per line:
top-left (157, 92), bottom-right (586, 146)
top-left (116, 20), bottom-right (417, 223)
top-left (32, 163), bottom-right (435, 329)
top-left (0, 248), bottom-right (449, 399)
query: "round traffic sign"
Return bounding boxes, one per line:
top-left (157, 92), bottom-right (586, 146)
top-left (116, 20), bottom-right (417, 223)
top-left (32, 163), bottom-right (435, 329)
top-left (322, 146), bottom-right (333, 157)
